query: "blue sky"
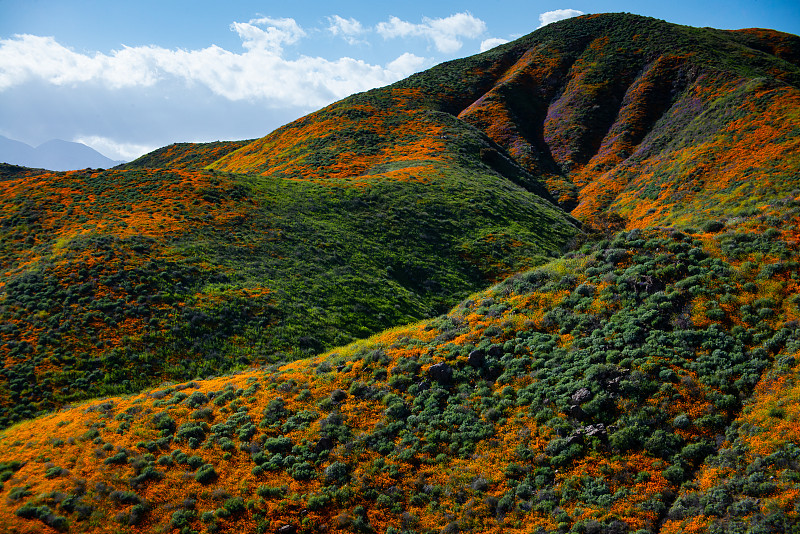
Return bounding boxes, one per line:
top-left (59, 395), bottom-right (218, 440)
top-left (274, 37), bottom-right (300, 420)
top-left (1, 0), bottom-right (798, 161)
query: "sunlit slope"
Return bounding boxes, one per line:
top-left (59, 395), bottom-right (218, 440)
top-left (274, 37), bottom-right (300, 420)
top-left (117, 141), bottom-right (253, 171)
top-left (212, 14), bottom-right (799, 226)
top-left (208, 89), bottom-right (450, 182)
top-left (208, 89), bottom-right (556, 204)
top-left (453, 18), bottom-right (800, 226)
top-left (0, 155), bottom-right (576, 426)
top-left (0, 200), bottom-right (797, 533)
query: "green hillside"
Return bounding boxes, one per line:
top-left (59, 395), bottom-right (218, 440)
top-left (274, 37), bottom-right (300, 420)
top-left (0, 127), bottom-right (576, 427)
top-left (393, 14), bottom-right (800, 224)
top-left (117, 141), bottom-right (253, 171)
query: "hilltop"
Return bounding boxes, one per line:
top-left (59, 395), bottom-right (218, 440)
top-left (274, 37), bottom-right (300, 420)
top-left (0, 12), bottom-right (799, 534)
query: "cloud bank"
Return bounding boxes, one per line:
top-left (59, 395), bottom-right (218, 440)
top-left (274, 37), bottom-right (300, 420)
top-left (327, 15), bottom-right (367, 45)
top-left (0, 17), bottom-right (426, 109)
top-left (73, 135), bottom-right (158, 162)
top-left (480, 37), bottom-right (510, 52)
top-left (0, 13), bottom-right (494, 106)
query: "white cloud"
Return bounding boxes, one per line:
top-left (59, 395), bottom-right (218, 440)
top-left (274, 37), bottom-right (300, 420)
top-left (376, 12), bottom-right (486, 53)
top-left (376, 17), bottom-right (417, 39)
top-left (0, 17), bottom-right (426, 109)
top-left (327, 15), bottom-right (367, 45)
top-left (74, 135), bottom-right (157, 161)
top-left (0, 13), bottom-right (478, 158)
top-left (386, 52), bottom-right (427, 74)
top-left (538, 9), bottom-right (584, 28)
top-left (0, 34), bottom-right (156, 90)
top-left (231, 16), bottom-right (306, 53)
top-left (480, 38), bottom-right (510, 52)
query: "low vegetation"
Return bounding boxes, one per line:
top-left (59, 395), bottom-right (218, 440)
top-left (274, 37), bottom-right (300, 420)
top-left (0, 204), bottom-right (798, 532)
top-left (0, 136), bottom-right (575, 427)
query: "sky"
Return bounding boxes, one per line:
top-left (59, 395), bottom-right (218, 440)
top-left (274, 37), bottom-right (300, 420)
top-left (1, 1), bottom-right (798, 161)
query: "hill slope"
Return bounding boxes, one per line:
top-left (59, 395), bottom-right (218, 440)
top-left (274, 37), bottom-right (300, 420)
top-left (0, 113), bottom-right (576, 426)
top-left (417, 14), bottom-right (800, 227)
top-left (0, 204), bottom-right (797, 533)
top-left (117, 141), bottom-right (253, 171)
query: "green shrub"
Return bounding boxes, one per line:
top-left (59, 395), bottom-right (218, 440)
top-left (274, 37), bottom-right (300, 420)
top-left (171, 509), bottom-right (197, 529)
top-left (151, 413), bottom-right (176, 435)
top-left (223, 497), bottom-right (245, 515)
top-left (324, 461), bottom-right (349, 485)
top-left (289, 461), bottom-right (315, 481)
top-left (195, 464), bottom-right (217, 484)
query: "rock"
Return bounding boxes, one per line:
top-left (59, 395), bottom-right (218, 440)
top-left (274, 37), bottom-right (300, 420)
top-left (584, 424), bottom-right (607, 440)
top-left (570, 387), bottom-right (593, 405)
top-left (428, 362), bottom-right (453, 384)
top-left (467, 349), bottom-right (486, 367)
top-left (314, 436), bottom-right (333, 453)
top-left (605, 375), bottom-right (624, 392)
top-left (470, 477), bottom-right (489, 492)
top-left (276, 525), bottom-right (297, 534)
top-left (416, 380), bottom-right (431, 392)
top-left (566, 432), bottom-right (584, 446)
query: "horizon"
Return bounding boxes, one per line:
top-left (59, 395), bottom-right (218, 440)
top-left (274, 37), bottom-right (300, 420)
top-left (1, 1), bottom-right (798, 161)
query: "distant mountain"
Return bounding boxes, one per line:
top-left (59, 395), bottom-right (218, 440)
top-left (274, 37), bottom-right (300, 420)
top-left (0, 135), bottom-right (125, 170)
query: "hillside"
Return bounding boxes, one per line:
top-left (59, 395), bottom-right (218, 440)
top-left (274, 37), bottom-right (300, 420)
top-left (0, 12), bottom-right (799, 534)
top-left (0, 112), bottom-right (576, 427)
top-left (0, 205), bottom-right (797, 533)
top-left (412, 15), bottom-right (800, 226)
top-left (117, 141), bottom-right (253, 171)
top-left (207, 14), bottom-right (800, 228)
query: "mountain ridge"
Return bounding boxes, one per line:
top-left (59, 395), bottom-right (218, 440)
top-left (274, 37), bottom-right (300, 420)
top-left (203, 14), bottom-right (799, 229)
top-left (0, 136), bottom-right (126, 172)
